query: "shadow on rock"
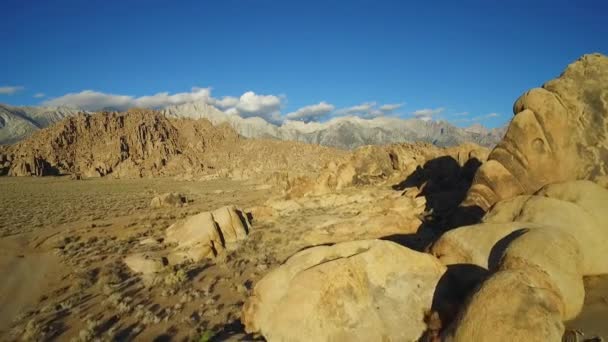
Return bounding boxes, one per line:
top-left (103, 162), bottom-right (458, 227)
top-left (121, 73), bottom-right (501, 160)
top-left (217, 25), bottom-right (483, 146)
top-left (392, 155), bottom-right (485, 244)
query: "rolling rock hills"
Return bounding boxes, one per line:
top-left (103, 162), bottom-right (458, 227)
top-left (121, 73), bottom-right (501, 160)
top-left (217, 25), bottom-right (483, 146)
top-left (0, 109), bottom-right (344, 179)
top-left (1, 53), bottom-right (607, 342)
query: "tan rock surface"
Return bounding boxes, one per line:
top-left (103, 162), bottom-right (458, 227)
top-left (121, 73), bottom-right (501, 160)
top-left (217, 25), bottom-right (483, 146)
top-left (285, 142), bottom-right (488, 197)
top-left (436, 181), bottom-right (608, 341)
top-left (463, 53), bottom-right (608, 211)
top-left (124, 253), bottom-right (167, 276)
top-left (242, 239), bottom-right (447, 342)
top-left (0, 109), bottom-right (344, 179)
top-left (149, 192), bottom-right (188, 208)
top-left (166, 205), bottom-right (251, 263)
top-left (433, 180), bottom-right (608, 275)
top-left (447, 269), bottom-right (565, 342)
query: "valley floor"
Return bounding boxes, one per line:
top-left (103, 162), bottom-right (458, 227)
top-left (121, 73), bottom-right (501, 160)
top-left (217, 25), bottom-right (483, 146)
top-left (0, 176), bottom-right (606, 341)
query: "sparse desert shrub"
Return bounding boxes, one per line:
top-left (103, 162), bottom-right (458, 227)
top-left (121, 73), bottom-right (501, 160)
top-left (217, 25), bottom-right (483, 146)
top-left (98, 261), bottom-right (128, 286)
top-left (163, 268), bottom-right (188, 288)
top-left (20, 319), bottom-right (44, 341)
top-left (198, 330), bottom-right (215, 342)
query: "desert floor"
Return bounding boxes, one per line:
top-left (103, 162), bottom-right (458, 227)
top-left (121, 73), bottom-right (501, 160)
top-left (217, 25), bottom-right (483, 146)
top-left (0, 176), bottom-right (606, 341)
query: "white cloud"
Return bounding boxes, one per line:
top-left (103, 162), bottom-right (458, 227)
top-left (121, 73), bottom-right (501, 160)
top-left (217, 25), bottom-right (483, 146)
top-left (335, 102), bottom-right (377, 116)
top-left (41, 87), bottom-right (411, 124)
top-left (222, 91), bottom-right (283, 123)
top-left (0, 86), bottom-right (24, 95)
top-left (285, 101), bottom-right (335, 122)
top-left (453, 111), bottom-right (469, 116)
top-left (411, 107), bottom-right (445, 120)
top-left (43, 87), bottom-right (213, 111)
top-left (33, 93), bottom-right (46, 98)
top-left (43, 88), bottom-right (285, 123)
top-left (44, 90), bottom-right (134, 110)
top-left (134, 87), bottom-right (212, 108)
top-left (211, 96), bottom-right (239, 109)
top-left (330, 101), bottom-right (407, 120)
top-left (379, 103), bottom-right (404, 113)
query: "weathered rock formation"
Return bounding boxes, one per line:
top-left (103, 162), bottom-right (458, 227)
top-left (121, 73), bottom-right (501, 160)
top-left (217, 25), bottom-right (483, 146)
top-left (150, 192), bottom-right (188, 208)
top-left (124, 253), bottom-right (167, 278)
top-left (242, 240), bottom-right (447, 341)
top-left (284, 142), bottom-right (488, 198)
top-left (0, 109), bottom-right (344, 179)
top-left (432, 180), bottom-right (608, 340)
top-left (166, 205), bottom-right (251, 263)
top-left (463, 53), bottom-right (608, 212)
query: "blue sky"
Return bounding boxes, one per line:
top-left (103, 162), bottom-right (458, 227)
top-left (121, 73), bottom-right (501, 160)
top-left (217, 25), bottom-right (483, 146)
top-left (1, 0), bottom-right (606, 127)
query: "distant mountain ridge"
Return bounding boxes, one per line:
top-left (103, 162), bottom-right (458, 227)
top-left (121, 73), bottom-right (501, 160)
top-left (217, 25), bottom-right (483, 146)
top-left (0, 104), bottom-right (83, 144)
top-left (0, 101), bottom-right (506, 148)
top-left (161, 102), bottom-right (507, 148)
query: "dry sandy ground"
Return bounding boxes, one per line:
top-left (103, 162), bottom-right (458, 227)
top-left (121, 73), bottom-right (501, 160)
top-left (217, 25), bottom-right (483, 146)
top-left (0, 176), bottom-right (606, 341)
top-left (0, 176), bottom-right (277, 341)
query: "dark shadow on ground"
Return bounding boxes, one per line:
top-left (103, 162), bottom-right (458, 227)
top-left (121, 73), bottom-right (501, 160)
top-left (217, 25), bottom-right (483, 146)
top-left (386, 155), bottom-right (490, 337)
top-left (211, 319), bottom-right (263, 341)
top-left (388, 156), bottom-right (485, 252)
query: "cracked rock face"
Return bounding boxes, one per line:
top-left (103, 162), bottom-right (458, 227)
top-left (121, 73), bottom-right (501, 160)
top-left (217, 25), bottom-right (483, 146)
top-left (165, 205), bottom-right (251, 263)
top-left (463, 53), bottom-right (608, 211)
top-left (241, 239), bottom-right (447, 342)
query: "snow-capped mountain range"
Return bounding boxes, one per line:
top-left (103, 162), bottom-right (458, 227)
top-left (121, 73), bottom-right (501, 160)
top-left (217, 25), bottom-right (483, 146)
top-left (0, 102), bottom-right (506, 148)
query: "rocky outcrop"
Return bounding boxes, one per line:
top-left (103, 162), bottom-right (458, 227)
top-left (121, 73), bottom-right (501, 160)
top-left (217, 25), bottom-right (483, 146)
top-left (463, 53), bottom-right (608, 212)
top-left (124, 253), bottom-right (167, 277)
top-left (150, 192), bottom-right (188, 208)
top-left (285, 142), bottom-right (488, 197)
top-left (7, 155), bottom-right (58, 176)
top-left (242, 240), bottom-right (447, 342)
top-left (166, 205), bottom-right (251, 263)
top-left (0, 109), bottom-right (344, 179)
top-left (434, 180), bottom-right (608, 275)
top-left (432, 180), bottom-right (608, 341)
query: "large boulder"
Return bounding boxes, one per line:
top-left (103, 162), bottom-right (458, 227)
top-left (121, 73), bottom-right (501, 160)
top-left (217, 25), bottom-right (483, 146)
top-left (124, 253), bottom-right (167, 279)
top-left (242, 240), bottom-right (447, 342)
top-left (433, 180), bottom-right (608, 275)
top-left (446, 268), bottom-right (565, 342)
top-left (463, 53), bottom-right (608, 212)
top-left (447, 228), bottom-right (583, 341)
top-left (166, 205), bottom-right (251, 263)
top-left (432, 181), bottom-right (608, 341)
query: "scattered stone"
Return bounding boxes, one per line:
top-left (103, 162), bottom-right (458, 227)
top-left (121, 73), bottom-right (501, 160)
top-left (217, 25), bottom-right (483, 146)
top-left (166, 205), bottom-right (251, 263)
top-left (124, 253), bottom-right (167, 276)
top-left (150, 192), bottom-right (188, 208)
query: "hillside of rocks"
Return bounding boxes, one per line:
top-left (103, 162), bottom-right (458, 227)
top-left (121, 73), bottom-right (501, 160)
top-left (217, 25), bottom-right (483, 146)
top-left (0, 109), bottom-right (344, 179)
top-left (239, 53), bottom-right (608, 341)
